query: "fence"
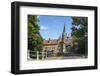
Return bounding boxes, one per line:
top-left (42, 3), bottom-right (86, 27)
top-left (28, 50), bottom-right (85, 60)
top-left (28, 51), bottom-right (48, 60)
top-left (28, 50), bottom-right (61, 60)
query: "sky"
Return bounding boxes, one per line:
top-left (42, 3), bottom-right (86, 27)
top-left (38, 15), bottom-right (72, 40)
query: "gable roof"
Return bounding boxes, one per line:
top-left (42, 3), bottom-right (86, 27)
top-left (43, 39), bottom-right (58, 45)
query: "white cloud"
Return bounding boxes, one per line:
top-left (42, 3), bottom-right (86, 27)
top-left (37, 16), bottom-right (40, 18)
top-left (40, 26), bottom-right (48, 30)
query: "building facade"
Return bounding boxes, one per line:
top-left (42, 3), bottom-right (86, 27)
top-left (43, 24), bottom-right (69, 54)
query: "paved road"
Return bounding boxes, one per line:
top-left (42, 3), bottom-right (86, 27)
top-left (28, 56), bottom-right (86, 61)
top-left (45, 56), bottom-right (86, 60)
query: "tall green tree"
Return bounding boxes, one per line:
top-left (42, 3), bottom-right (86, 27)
top-left (71, 17), bottom-right (88, 55)
top-left (28, 15), bottom-right (43, 57)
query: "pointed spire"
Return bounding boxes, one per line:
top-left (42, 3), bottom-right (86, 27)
top-left (62, 23), bottom-right (67, 39)
top-left (63, 23), bottom-right (66, 33)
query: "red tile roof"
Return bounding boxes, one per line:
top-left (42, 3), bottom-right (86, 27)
top-left (43, 39), bottom-right (58, 45)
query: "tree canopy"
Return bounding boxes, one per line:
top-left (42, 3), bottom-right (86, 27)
top-left (71, 17), bottom-right (88, 55)
top-left (28, 15), bottom-right (43, 52)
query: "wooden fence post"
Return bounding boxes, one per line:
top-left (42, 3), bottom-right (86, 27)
top-left (37, 51), bottom-right (39, 60)
top-left (42, 51), bottom-right (44, 60)
top-left (46, 51), bottom-right (47, 59)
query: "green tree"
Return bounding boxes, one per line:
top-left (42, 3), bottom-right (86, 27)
top-left (28, 15), bottom-right (43, 58)
top-left (71, 17), bottom-right (88, 55)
